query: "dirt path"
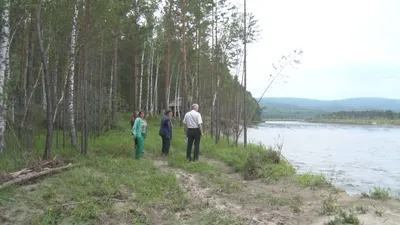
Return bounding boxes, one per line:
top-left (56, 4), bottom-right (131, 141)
top-left (152, 158), bottom-right (283, 225)
top-left (150, 154), bottom-right (400, 225)
top-left (150, 154), bottom-right (316, 224)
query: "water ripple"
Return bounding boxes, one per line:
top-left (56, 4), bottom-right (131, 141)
top-left (248, 121), bottom-right (400, 195)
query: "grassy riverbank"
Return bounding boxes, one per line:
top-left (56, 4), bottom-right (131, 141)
top-left (1, 115), bottom-right (400, 224)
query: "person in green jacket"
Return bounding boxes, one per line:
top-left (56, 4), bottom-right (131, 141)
top-left (132, 111), bottom-right (147, 159)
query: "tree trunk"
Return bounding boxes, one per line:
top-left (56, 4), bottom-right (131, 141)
top-left (176, 70), bottom-right (181, 119)
top-left (149, 46), bottom-right (154, 113)
top-left (132, 55), bottom-right (137, 111)
top-left (167, 63), bottom-right (175, 107)
top-left (19, 18), bottom-right (35, 141)
top-left (154, 55), bottom-right (160, 113)
top-left (138, 42), bottom-right (145, 110)
top-left (67, 0), bottom-right (78, 148)
top-left (146, 42), bottom-right (151, 112)
top-left (214, 2), bottom-right (220, 143)
top-left (174, 63), bottom-right (180, 117)
top-left (243, 0), bottom-right (248, 147)
top-left (0, 0), bottom-right (10, 154)
top-left (109, 59), bottom-right (113, 113)
top-left (18, 19), bottom-right (30, 139)
top-left (21, 42), bottom-right (51, 131)
top-left (196, 19), bottom-right (200, 104)
top-left (111, 30), bottom-right (118, 128)
top-left (165, 1), bottom-right (173, 110)
top-left (98, 30), bottom-right (104, 136)
top-left (210, 4), bottom-right (215, 137)
top-left (80, 0), bottom-right (91, 155)
top-left (182, 0), bottom-right (188, 119)
top-left (36, 0), bottom-right (54, 160)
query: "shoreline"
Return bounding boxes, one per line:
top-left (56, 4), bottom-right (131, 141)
top-left (262, 118), bottom-right (400, 126)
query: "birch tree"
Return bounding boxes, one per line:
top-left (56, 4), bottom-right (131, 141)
top-left (0, 0), bottom-right (10, 154)
top-left (68, 0), bottom-right (78, 148)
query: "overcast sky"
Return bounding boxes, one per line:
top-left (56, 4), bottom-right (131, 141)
top-left (243, 0), bottom-right (400, 100)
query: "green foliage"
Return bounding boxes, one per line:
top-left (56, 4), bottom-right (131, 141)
top-left (199, 141), bottom-right (295, 182)
top-left (325, 210), bottom-right (360, 225)
top-left (311, 110), bottom-right (400, 125)
top-left (297, 173), bottom-right (331, 188)
top-left (260, 97), bottom-right (400, 120)
top-left (322, 194), bottom-right (339, 215)
top-left (361, 187), bottom-right (391, 200)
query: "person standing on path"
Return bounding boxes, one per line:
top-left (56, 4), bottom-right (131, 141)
top-left (159, 109), bottom-right (173, 156)
top-left (132, 111), bottom-right (147, 159)
top-left (183, 104), bottom-right (204, 161)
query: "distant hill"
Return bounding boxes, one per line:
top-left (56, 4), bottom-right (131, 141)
top-left (260, 97), bottom-right (400, 119)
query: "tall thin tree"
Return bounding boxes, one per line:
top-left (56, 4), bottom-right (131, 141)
top-left (81, 0), bottom-right (91, 155)
top-left (68, 0), bottom-right (78, 148)
top-left (181, 0), bottom-right (188, 118)
top-left (36, 0), bottom-right (54, 160)
top-left (243, 0), bottom-right (248, 147)
top-left (0, 0), bottom-right (10, 154)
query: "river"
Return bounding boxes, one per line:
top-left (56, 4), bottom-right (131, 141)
top-left (247, 121), bottom-right (400, 196)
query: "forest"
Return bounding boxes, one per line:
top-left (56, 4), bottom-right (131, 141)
top-left (0, 0), bottom-right (264, 161)
top-left (313, 110), bottom-right (400, 120)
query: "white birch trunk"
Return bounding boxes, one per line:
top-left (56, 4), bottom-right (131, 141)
top-left (0, 0), bottom-right (10, 154)
top-left (153, 55), bottom-right (160, 113)
top-left (138, 42), bottom-right (145, 110)
top-left (149, 45), bottom-right (154, 114)
top-left (146, 43), bottom-right (151, 112)
top-left (212, 76), bottom-right (219, 124)
top-left (67, 0), bottom-right (78, 147)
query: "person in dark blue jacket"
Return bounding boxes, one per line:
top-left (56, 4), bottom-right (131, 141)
top-left (159, 109), bottom-right (173, 155)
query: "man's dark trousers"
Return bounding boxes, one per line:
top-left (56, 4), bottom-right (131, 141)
top-left (187, 128), bottom-right (201, 161)
top-left (162, 135), bottom-right (171, 155)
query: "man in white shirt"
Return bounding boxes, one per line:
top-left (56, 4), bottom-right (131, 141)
top-left (183, 104), bottom-right (204, 161)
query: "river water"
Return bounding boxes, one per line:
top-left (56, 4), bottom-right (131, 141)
top-left (247, 121), bottom-right (400, 196)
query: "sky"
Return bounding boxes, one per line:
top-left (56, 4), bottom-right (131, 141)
top-left (242, 0), bottom-right (400, 100)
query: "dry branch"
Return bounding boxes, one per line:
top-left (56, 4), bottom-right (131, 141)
top-left (0, 163), bottom-right (75, 189)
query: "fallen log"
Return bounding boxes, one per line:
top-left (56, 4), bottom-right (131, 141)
top-left (0, 163), bottom-right (76, 189)
top-left (10, 168), bottom-right (32, 178)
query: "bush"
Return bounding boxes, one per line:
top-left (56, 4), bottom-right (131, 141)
top-left (297, 173), bottom-right (331, 188)
top-left (242, 148), bottom-right (295, 181)
top-left (361, 187), bottom-right (391, 200)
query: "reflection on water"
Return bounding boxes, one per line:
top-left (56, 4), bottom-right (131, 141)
top-left (247, 121), bottom-right (400, 196)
